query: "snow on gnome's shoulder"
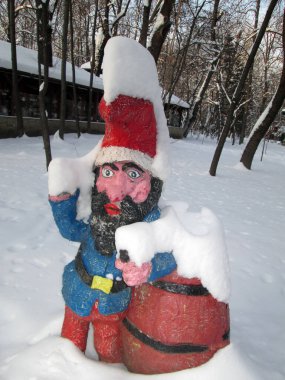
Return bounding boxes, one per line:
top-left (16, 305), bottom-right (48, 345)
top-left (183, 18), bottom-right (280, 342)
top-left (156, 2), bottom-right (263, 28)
top-left (115, 201), bottom-right (231, 303)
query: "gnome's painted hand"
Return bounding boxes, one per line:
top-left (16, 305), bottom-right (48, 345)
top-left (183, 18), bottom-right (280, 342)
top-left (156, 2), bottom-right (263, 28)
top-left (115, 258), bottom-right (152, 286)
top-left (49, 192), bottom-right (72, 202)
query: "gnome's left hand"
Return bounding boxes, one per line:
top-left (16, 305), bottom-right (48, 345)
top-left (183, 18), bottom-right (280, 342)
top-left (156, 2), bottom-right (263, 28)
top-left (115, 259), bottom-right (152, 286)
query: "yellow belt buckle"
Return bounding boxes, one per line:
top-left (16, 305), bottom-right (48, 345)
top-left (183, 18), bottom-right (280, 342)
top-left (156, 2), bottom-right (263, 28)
top-left (91, 275), bottom-right (113, 294)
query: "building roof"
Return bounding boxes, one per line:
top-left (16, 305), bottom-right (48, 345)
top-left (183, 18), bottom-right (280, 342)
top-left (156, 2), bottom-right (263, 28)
top-left (0, 40), bottom-right (103, 90)
top-left (1, 40), bottom-right (189, 109)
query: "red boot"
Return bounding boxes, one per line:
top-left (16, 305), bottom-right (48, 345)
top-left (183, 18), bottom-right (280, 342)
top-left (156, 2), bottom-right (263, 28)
top-left (91, 304), bottom-right (126, 363)
top-left (61, 306), bottom-right (90, 352)
top-left (61, 304), bottom-right (126, 363)
top-left (92, 320), bottom-right (123, 362)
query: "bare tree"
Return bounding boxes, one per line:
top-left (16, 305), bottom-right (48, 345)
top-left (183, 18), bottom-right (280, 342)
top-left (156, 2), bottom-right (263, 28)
top-left (70, 0), bottom-right (80, 137)
top-left (35, 0), bottom-right (58, 67)
top-left (239, 0), bottom-right (261, 144)
top-left (95, 0), bottom-right (131, 76)
top-left (209, 0), bottom-right (279, 177)
top-left (164, 0), bottom-right (207, 106)
top-left (59, 0), bottom-right (70, 139)
top-left (148, 0), bottom-right (174, 63)
top-left (95, 0), bottom-right (110, 77)
top-left (240, 8), bottom-right (285, 170)
top-left (36, 0), bottom-right (52, 169)
top-left (183, 0), bottom-right (222, 138)
top-left (139, 0), bottom-right (153, 47)
top-left (2, 0), bottom-right (283, 150)
top-left (8, 0), bottom-right (24, 137)
top-left (87, 0), bottom-right (99, 130)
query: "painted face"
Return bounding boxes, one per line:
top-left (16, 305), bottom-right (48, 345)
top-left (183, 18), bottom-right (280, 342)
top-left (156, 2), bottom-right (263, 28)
top-left (91, 166), bottom-right (162, 256)
top-left (96, 161), bottom-right (151, 215)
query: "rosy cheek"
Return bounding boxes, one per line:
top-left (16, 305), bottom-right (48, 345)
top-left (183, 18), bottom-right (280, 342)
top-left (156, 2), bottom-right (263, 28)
top-left (96, 176), bottom-right (107, 193)
top-left (130, 180), bottom-right (151, 203)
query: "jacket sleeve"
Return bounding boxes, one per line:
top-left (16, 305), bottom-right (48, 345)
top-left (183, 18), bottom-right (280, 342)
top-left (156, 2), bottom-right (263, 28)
top-left (49, 189), bottom-right (88, 242)
top-left (148, 251), bottom-right (177, 282)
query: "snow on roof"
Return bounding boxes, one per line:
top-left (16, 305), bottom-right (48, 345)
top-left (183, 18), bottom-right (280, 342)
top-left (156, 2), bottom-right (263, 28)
top-left (0, 39), bottom-right (189, 109)
top-left (0, 40), bottom-right (103, 90)
top-left (80, 61), bottom-right (92, 70)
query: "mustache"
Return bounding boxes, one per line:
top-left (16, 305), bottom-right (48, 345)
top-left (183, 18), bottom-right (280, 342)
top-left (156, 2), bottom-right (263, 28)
top-left (91, 187), bottom-right (140, 220)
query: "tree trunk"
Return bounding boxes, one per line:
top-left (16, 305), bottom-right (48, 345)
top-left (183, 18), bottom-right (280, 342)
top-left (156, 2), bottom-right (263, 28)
top-left (8, 0), bottom-right (24, 137)
top-left (94, 0), bottom-right (131, 74)
top-left (87, 0), bottom-right (99, 130)
top-left (183, 53), bottom-right (221, 138)
top-left (164, 0), bottom-right (207, 118)
top-left (112, 0), bottom-right (122, 37)
top-left (239, 0), bottom-right (261, 145)
top-left (95, 0), bottom-right (110, 77)
top-left (35, 0), bottom-right (53, 67)
top-left (70, 0), bottom-right (80, 137)
top-left (36, 0), bottom-right (52, 170)
top-left (111, 0), bottom-right (131, 37)
top-left (148, 0), bottom-right (174, 64)
top-left (139, 0), bottom-right (153, 47)
top-left (209, 0), bottom-right (279, 176)
top-left (240, 8), bottom-right (285, 170)
top-left (59, 0), bottom-right (70, 139)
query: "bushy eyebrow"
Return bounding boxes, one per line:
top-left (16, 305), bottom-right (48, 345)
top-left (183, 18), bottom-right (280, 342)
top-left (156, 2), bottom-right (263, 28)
top-left (122, 162), bottom-right (145, 173)
top-left (101, 162), bottom-right (119, 171)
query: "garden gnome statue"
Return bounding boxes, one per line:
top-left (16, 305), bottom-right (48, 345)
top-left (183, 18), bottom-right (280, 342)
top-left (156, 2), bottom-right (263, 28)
top-left (48, 36), bottom-right (230, 373)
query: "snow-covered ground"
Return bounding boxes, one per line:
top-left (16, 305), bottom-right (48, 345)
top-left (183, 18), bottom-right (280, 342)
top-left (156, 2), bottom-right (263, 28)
top-left (0, 133), bottom-right (284, 380)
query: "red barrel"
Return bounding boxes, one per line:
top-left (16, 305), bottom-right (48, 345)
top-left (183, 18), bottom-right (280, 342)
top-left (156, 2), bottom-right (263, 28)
top-left (121, 271), bottom-right (230, 374)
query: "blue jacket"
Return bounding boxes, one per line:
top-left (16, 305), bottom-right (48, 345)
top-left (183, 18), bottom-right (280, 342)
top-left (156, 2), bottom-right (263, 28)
top-left (49, 191), bottom-right (176, 317)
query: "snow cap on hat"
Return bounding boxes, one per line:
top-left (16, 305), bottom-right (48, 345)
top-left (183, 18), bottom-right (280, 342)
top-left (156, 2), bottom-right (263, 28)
top-left (94, 36), bottom-right (169, 180)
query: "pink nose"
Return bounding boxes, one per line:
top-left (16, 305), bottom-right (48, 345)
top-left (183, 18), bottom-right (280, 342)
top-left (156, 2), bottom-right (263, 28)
top-left (106, 182), bottom-right (129, 203)
top-left (108, 191), bottom-right (126, 202)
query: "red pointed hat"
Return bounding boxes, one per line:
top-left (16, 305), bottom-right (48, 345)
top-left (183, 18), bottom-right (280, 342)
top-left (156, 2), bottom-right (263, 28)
top-left (94, 36), bottom-right (169, 180)
top-left (95, 95), bottom-right (157, 172)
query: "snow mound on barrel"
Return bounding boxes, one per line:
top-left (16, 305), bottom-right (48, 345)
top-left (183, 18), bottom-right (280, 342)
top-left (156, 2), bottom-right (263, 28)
top-left (116, 201), bottom-right (230, 302)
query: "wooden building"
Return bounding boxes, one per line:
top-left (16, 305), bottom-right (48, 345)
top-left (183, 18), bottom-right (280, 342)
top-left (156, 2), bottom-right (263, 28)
top-left (0, 40), bottom-right (189, 139)
top-left (0, 40), bottom-right (104, 137)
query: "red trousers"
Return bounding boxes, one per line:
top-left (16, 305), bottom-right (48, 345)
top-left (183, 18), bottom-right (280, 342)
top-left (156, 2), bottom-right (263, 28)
top-left (61, 303), bottom-right (126, 363)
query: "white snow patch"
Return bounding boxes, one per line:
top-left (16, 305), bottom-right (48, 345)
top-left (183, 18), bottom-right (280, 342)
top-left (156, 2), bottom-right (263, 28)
top-left (102, 37), bottom-right (161, 105)
top-left (116, 204), bottom-right (230, 302)
top-left (0, 134), bottom-right (284, 379)
top-left (0, 338), bottom-right (259, 380)
top-left (48, 142), bottom-right (102, 219)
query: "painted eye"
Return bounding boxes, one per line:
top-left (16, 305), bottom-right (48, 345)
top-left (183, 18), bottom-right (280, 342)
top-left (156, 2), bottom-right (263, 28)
top-left (102, 168), bottom-right (114, 178)
top-left (127, 170), bottom-right (141, 179)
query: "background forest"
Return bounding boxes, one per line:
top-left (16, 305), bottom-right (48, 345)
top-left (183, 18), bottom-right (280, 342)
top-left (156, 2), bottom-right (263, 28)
top-left (0, 0), bottom-right (284, 173)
